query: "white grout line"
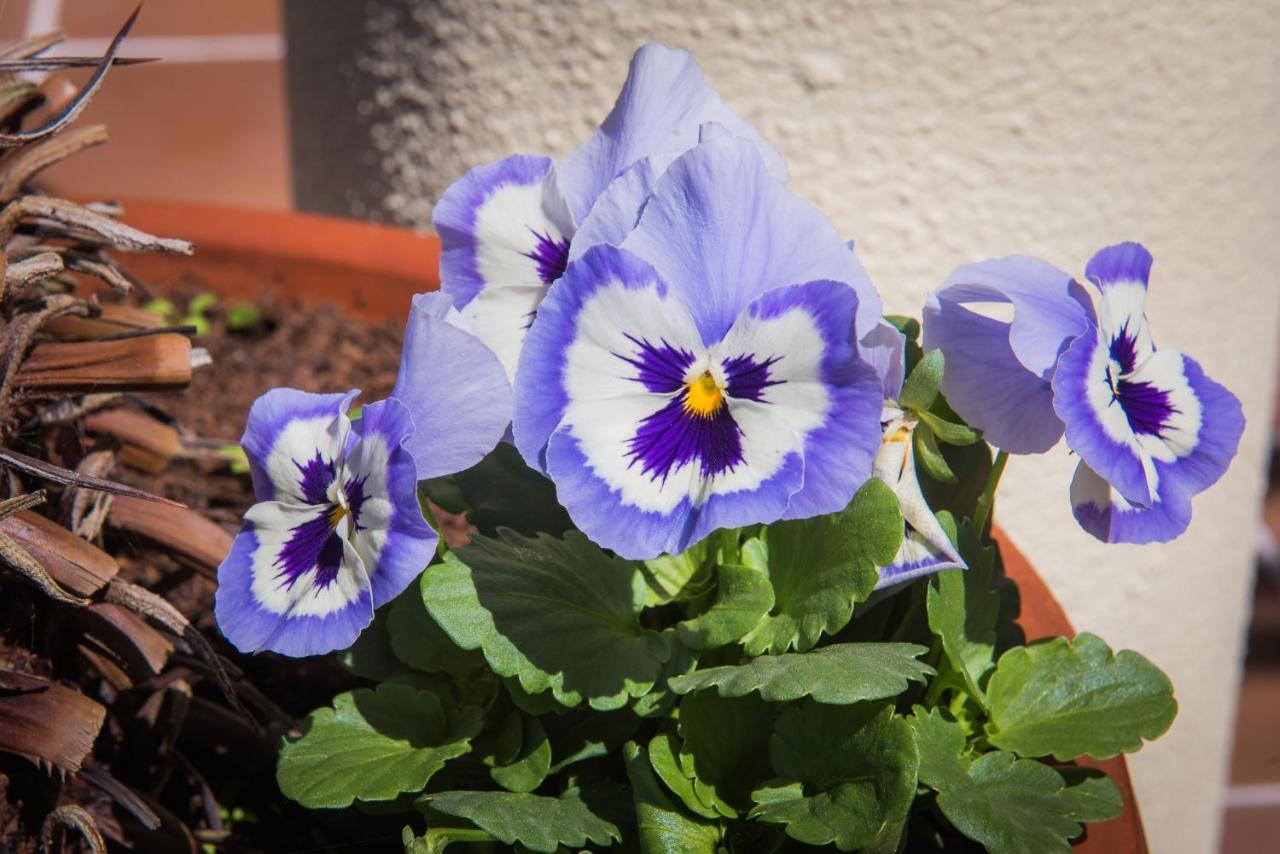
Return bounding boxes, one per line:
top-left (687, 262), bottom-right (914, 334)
top-left (22, 0), bottom-right (61, 39)
top-left (1225, 783), bottom-right (1280, 809)
top-left (51, 34), bottom-right (286, 64)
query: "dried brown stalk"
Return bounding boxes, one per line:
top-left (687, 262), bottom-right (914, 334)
top-left (3, 249), bottom-right (63, 293)
top-left (0, 445), bottom-right (183, 507)
top-left (40, 804), bottom-right (107, 854)
top-left (103, 579), bottom-right (249, 721)
top-left (0, 196), bottom-right (195, 253)
top-left (0, 6), bottom-right (139, 148)
top-left (0, 123), bottom-right (108, 197)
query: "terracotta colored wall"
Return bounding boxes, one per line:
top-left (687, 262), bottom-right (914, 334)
top-left (323, 2), bottom-right (1279, 851)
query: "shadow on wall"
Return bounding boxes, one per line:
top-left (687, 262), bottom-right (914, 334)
top-left (285, 0), bottom-right (444, 225)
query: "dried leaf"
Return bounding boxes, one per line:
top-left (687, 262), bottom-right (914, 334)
top-left (0, 670), bottom-right (106, 774)
top-left (108, 495), bottom-right (232, 575)
top-left (83, 408), bottom-right (180, 473)
top-left (75, 601), bottom-right (174, 685)
top-left (16, 333), bottom-right (193, 392)
top-left (43, 304), bottom-right (165, 340)
top-left (0, 508), bottom-right (119, 597)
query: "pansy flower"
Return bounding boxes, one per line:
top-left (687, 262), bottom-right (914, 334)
top-left (872, 410), bottom-right (965, 588)
top-left (217, 294), bottom-right (511, 656)
top-left (215, 391), bottom-right (435, 657)
top-left (512, 134), bottom-right (884, 559)
top-left (432, 43), bottom-right (788, 382)
top-left (923, 242), bottom-right (1243, 543)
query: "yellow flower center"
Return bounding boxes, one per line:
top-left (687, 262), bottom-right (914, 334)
top-left (329, 504), bottom-right (351, 527)
top-left (683, 371), bottom-right (725, 418)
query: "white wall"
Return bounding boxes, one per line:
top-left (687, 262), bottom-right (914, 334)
top-left (358, 2), bottom-right (1280, 850)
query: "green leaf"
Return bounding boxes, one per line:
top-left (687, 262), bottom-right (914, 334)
top-left (1058, 766), bottom-right (1124, 823)
top-left (277, 684), bottom-right (482, 809)
top-left (742, 478), bottom-right (903, 655)
top-left (450, 443), bottom-right (573, 537)
top-left (751, 701), bottom-right (917, 851)
top-left (643, 540), bottom-right (710, 605)
top-left (647, 730), bottom-right (721, 820)
top-left (141, 297), bottom-right (175, 319)
top-left (917, 409), bottom-right (980, 445)
top-left (632, 632), bottom-right (698, 718)
top-left (678, 692), bottom-right (776, 815)
top-left (919, 439), bottom-right (993, 522)
top-left (489, 714), bottom-right (551, 793)
top-left (927, 521), bottom-right (1001, 701)
top-left (670, 643), bottom-right (932, 704)
top-left (913, 423), bottom-right (957, 483)
top-left (225, 301), bottom-right (263, 331)
top-left (885, 314), bottom-right (920, 342)
top-left (624, 742), bottom-right (722, 854)
top-left (899, 349), bottom-right (945, 411)
top-left (985, 632), bottom-right (1177, 760)
top-left (421, 789), bottom-right (623, 853)
top-left (910, 708), bottom-right (1080, 854)
top-left (388, 583), bottom-right (481, 675)
top-left (338, 606), bottom-right (409, 681)
top-left (423, 530), bottom-right (671, 710)
top-left (677, 563), bottom-right (774, 649)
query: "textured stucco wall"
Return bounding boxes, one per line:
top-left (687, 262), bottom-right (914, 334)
top-left (334, 2), bottom-right (1280, 850)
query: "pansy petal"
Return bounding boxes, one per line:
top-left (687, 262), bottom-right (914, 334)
top-left (391, 292), bottom-right (513, 477)
top-left (1156, 353), bottom-right (1245, 499)
top-left (922, 295), bottom-right (1063, 454)
top-left (514, 244), bottom-right (704, 479)
top-left (860, 319), bottom-right (907, 402)
top-left (566, 152), bottom-right (676, 264)
top-left (871, 427), bottom-right (964, 588)
top-left (619, 135), bottom-right (883, 346)
top-left (1051, 325), bottom-right (1156, 505)
top-left (214, 509), bottom-right (373, 657)
top-left (433, 154), bottom-right (575, 309)
top-left (922, 256), bottom-right (1092, 454)
top-left (1088, 242), bottom-right (1156, 372)
top-left (556, 44), bottom-right (787, 224)
top-left (240, 388), bottom-right (357, 503)
top-left (715, 280), bottom-right (882, 523)
top-left (345, 398), bottom-right (438, 609)
top-left (1069, 460), bottom-right (1191, 544)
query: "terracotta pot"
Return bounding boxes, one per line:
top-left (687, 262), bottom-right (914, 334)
top-left (117, 201), bottom-right (1149, 853)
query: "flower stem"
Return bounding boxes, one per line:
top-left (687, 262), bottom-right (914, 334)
top-left (718, 528), bottom-right (740, 565)
top-left (972, 449), bottom-right (1009, 535)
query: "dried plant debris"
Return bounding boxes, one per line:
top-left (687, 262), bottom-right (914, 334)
top-left (0, 11), bottom-right (319, 852)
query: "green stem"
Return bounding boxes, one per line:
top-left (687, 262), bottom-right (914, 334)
top-left (972, 450), bottom-right (1009, 535)
top-left (418, 490), bottom-right (448, 559)
top-left (718, 528), bottom-right (740, 565)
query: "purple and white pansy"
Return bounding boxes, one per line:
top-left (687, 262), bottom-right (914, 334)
top-left (215, 391), bottom-right (436, 657)
top-left (216, 293), bottom-right (513, 656)
top-left (872, 411), bottom-right (965, 588)
top-left (512, 134), bottom-right (885, 559)
top-left (924, 242), bottom-right (1243, 544)
top-left (432, 44), bottom-right (788, 383)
